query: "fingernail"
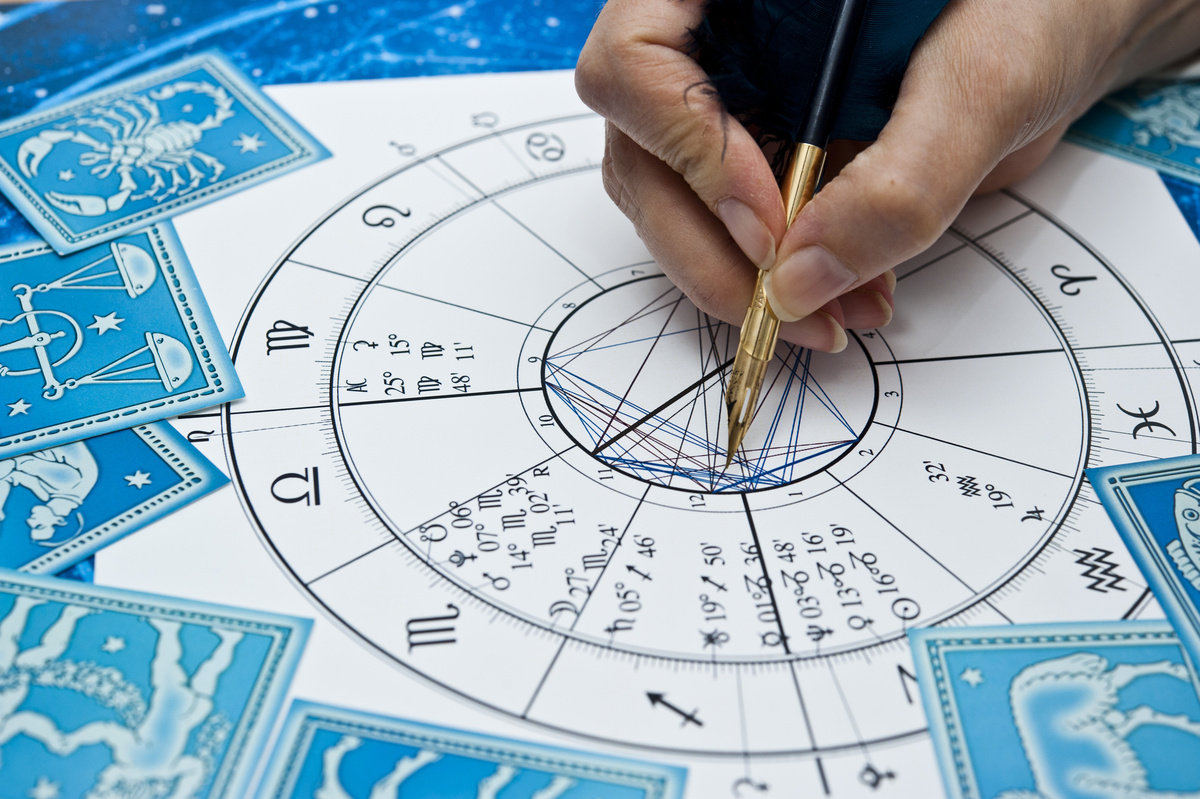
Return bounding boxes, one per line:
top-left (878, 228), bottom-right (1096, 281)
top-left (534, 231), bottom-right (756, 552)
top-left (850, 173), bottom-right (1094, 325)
top-left (778, 310), bottom-right (846, 353)
top-left (853, 289), bottom-right (893, 327)
top-left (764, 246), bottom-right (856, 322)
top-left (883, 269), bottom-right (897, 294)
top-left (716, 198), bottom-right (775, 270)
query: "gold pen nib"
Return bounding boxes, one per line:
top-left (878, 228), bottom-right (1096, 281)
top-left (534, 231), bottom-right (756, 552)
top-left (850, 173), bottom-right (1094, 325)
top-left (722, 142), bottom-right (827, 472)
top-left (724, 270), bottom-right (779, 470)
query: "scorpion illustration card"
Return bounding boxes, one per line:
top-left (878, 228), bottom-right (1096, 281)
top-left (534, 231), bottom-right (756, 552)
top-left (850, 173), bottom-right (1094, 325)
top-left (0, 568), bottom-right (310, 799)
top-left (0, 421), bottom-right (227, 575)
top-left (909, 621), bottom-right (1200, 799)
top-left (0, 50), bottom-right (329, 254)
top-left (257, 700), bottom-right (687, 799)
top-left (1089, 454), bottom-right (1200, 670)
top-left (1067, 78), bottom-right (1200, 185)
top-left (0, 223), bottom-right (242, 458)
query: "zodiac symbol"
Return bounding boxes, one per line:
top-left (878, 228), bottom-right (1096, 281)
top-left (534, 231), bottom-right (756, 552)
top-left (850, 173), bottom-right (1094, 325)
top-left (1049, 264), bottom-right (1098, 296)
top-left (1116, 401), bottom-right (1176, 439)
top-left (1000, 653), bottom-right (1200, 799)
top-left (0, 243), bottom-right (193, 400)
top-left (17, 80), bottom-right (235, 216)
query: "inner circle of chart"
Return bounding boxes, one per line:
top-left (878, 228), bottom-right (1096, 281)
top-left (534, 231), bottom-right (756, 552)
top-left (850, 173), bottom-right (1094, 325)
top-left (527, 274), bottom-right (880, 494)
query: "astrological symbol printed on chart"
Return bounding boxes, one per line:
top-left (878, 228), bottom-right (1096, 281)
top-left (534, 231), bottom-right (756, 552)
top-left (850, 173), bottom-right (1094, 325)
top-left (1073, 548), bottom-right (1128, 593)
top-left (1117, 401), bottom-right (1177, 438)
top-left (1050, 264), bottom-right (1099, 296)
top-left (16, 81), bottom-right (234, 216)
top-left (265, 320), bottom-right (313, 355)
top-left (270, 467), bottom-right (320, 506)
top-left (406, 604), bottom-right (459, 652)
top-left (646, 692), bottom-right (702, 727)
top-left (0, 243), bottom-right (193, 401)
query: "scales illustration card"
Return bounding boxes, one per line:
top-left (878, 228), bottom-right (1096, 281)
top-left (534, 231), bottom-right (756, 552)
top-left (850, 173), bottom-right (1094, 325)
top-left (0, 421), bottom-right (226, 575)
top-left (1068, 78), bottom-right (1200, 185)
top-left (0, 569), bottom-right (310, 799)
top-left (1089, 453), bottom-right (1200, 669)
top-left (909, 621), bottom-right (1200, 799)
top-left (0, 222), bottom-right (242, 458)
top-left (258, 700), bottom-right (687, 799)
top-left (0, 50), bottom-right (329, 254)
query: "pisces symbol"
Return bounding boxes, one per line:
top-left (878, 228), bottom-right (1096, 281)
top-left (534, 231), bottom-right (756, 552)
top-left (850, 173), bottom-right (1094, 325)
top-left (1117, 401), bottom-right (1176, 439)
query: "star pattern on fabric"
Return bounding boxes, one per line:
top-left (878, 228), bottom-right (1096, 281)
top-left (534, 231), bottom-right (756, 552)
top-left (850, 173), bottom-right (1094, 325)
top-left (125, 471), bottom-right (152, 489)
top-left (87, 311), bottom-right (124, 336)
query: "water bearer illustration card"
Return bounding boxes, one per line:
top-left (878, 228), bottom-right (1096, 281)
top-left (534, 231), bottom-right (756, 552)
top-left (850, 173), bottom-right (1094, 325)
top-left (0, 569), bottom-right (310, 799)
top-left (0, 421), bottom-right (226, 575)
top-left (1068, 78), bottom-right (1200, 185)
top-left (257, 700), bottom-right (687, 799)
top-left (0, 223), bottom-right (242, 457)
top-left (909, 620), bottom-right (1200, 799)
top-left (1089, 453), bottom-right (1200, 668)
top-left (0, 50), bottom-right (329, 254)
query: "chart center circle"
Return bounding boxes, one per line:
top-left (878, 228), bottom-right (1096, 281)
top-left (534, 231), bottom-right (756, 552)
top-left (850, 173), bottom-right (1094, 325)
top-left (539, 275), bottom-right (879, 493)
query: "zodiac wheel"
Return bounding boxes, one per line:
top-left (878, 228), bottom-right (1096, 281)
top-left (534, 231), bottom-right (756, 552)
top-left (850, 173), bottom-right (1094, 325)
top-left (223, 114), bottom-right (1198, 789)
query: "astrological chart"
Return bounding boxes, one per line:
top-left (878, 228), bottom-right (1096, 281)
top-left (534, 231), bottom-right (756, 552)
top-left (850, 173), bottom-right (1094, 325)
top-left (220, 98), bottom-right (1200, 797)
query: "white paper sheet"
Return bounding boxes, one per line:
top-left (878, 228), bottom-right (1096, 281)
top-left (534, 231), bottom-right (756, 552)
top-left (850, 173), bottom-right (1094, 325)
top-left (97, 69), bottom-right (1200, 798)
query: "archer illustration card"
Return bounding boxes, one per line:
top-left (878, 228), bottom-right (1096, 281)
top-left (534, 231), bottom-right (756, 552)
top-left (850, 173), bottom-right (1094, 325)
top-left (257, 700), bottom-right (687, 799)
top-left (0, 421), bottom-right (226, 574)
top-left (1068, 78), bottom-right (1200, 184)
top-left (909, 620), bottom-right (1200, 799)
top-left (1089, 453), bottom-right (1200, 668)
top-left (0, 569), bottom-right (310, 799)
top-left (0, 223), bottom-right (242, 458)
top-left (0, 50), bottom-right (329, 254)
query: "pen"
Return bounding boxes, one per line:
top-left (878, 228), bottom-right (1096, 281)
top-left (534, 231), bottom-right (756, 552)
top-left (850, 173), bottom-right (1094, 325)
top-left (692, 0), bottom-right (950, 467)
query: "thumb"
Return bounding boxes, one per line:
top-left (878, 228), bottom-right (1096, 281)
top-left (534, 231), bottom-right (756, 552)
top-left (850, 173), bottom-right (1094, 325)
top-left (762, 43), bottom-right (1019, 321)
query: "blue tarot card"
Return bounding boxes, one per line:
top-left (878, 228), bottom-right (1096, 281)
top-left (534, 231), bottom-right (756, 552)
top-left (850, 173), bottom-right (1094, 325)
top-left (1, 421), bottom-right (226, 575)
top-left (0, 222), bottom-right (242, 458)
top-left (0, 569), bottom-right (310, 799)
top-left (1068, 79), bottom-right (1200, 184)
top-left (1089, 454), bottom-right (1200, 670)
top-left (0, 49), bottom-right (329, 254)
top-left (258, 701), bottom-right (687, 799)
top-left (910, 620), bottom-right (1200, 799)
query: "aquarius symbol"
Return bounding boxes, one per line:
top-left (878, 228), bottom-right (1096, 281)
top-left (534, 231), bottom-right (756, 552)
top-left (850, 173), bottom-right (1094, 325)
top-left (0, 242), bottom-right (193, 400)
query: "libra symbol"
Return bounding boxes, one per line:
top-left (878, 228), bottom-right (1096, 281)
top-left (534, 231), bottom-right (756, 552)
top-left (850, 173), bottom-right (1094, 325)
top-left (0, 242), bottom-right (193, 401)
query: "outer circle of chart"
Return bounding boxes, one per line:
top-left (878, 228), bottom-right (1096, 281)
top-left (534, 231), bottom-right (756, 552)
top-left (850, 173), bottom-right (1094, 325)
top-left (224, 114), bottom-right (1195, 759)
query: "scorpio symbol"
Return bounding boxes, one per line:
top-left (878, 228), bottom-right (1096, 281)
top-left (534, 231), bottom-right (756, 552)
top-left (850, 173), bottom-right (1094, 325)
top-left (16, 80), bottom-right (235, 217)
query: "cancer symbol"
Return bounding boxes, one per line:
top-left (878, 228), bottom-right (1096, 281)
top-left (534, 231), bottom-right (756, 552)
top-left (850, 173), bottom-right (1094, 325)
top-left (16, 80), bottom-right (235, 217)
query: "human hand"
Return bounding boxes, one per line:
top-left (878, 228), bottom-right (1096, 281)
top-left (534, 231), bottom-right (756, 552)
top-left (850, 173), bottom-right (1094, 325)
top-left (575, 0), bottom-right (1200, 351)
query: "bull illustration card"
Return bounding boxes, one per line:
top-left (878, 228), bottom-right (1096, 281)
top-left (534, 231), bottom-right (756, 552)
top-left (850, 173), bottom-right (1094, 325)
top-left (1090, 453), bottom-right (1200, 669)
top-left (909, 621), bottom-right (1200, 799)
top-left (0, 50), bottom-right (328, 254)
top-left (0, 225), bottom-right (242, 458)
top-left (0, 422), bottom-right (226, 574)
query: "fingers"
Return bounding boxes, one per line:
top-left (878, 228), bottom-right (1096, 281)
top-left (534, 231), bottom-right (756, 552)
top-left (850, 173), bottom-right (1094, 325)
top-left (576, 0), bottom-right (785, 269)
top-left (758, 0), bottom-right (1151, 323)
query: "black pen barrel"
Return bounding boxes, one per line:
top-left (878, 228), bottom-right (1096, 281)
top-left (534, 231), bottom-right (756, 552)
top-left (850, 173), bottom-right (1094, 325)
top-left (799, 0), bottom-right (870, 147)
